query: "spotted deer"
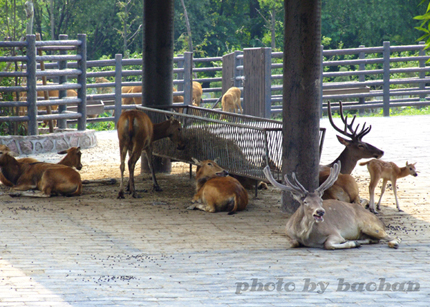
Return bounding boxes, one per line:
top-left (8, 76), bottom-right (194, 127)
top-left (360, 159), bottom-right (418, 213)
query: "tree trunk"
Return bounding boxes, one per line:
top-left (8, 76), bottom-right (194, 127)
top-left (180, 0), bottom-right (193, 52)
top-left (50, 0), bottom-right (54, 39)
top-left (282, 0), bottom-right (322, 213)
top-left (271, 9), bottom-right (276, 49)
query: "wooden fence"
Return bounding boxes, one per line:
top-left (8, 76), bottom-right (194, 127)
top-left (1, 35), bottom-right (430, 136)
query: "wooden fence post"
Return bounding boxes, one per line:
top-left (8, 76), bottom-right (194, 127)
top-left (383, 41), bottom-right (390, 117)
top-left (76, 34), bottom-right (87, 130)
top-left (26, 34), bottom-right (38, 136)
top-left (57, 34), bottom-right (68, 130)
top-left (114, 53), bottom-right (123, 125)
top-left (233, 50), bottom-right (243, 88)
top-left (243, 47), bottom-right (271, 118)
top-left (419, 41), bottom-right (426, 100)
top-left (176, 54), bottom-right (184, 92)
top-left (183, 52), bottom-right (192, 105)
top-left (358, 45), bottom-right (366, 115)
top-left (222, 52), bottom-right (234, 94)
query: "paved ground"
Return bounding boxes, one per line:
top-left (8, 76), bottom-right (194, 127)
top-left (0, 114), bottom-right (430, 306)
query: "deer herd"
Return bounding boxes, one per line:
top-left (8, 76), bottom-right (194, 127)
top-left (0, 97), bottom-right (419, 250)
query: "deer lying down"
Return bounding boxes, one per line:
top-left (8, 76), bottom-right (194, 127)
top-left (263, 163), bottom-right (400, 250)
top-left (0, 151), bottom-right (82, 197)
top-left (0, 146), bottom-right (82, 187)
top-left (360, 159), bottom-right (418, 213)
top-left (187, 158), bottom-right (248, 214)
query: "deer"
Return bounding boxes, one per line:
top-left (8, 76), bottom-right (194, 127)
top-left (187, 158), bottom-right (248, 214)
top-left (117, 109), bottom-right (185, 199)
top-left (221, 86), bottom-right (242, 119)
top-left (0, 151), bottom-right (82, 198)
top-left (319, 101), bottom-right (384, 204)
top-left (192, 81), bottom-right (203, 106)
top-left (360, 159), bottom-right (418, 213)
top-left (0, 146), bottom-right (82, 187)
top-left (263, 163), bottom-right (401, 250)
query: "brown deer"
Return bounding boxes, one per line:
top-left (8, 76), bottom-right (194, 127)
top-left (360, 159), bottom-right (418, 213)
top-left (117, 109), bottom-right (185, 198)
top-left (323, 101), bottom-right (384, 174)
top-left (187, 158), bottom-right (248, 214)
top-left (0, 151), bottom-right (82, 198)
top-left (0, 146), bottom-right (82, 187)
top-left (264, 163), bottom-right (401, 250)
top-left (221, 87), bottom-right (242, 119)
top-left (319, 101), bottom-right (384, 203)
top-left (192, 81), bottom-right (203, 106)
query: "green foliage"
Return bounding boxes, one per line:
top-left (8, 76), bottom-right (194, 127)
top-left (0, 0), bottom-right (426, 61)
top-left (322, 0), bottom-right (423, 49)
top-left (86, 113), bottom-right (115, 131)
top-left (415, 0), bottom-right (430, 48)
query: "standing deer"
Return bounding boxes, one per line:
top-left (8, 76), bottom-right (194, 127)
top-left (117, 109), bottom-right (185, 199)
top-left (319, 101), bottom-right (384, 203)
top-left (221, 87), bottom-right (242, 119)
top-left (264, 163), bottom-right (401, 250)
top-left (360, 159), bottom-right (418, 213)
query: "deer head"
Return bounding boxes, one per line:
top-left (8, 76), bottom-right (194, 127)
top-left (263, 163), bottom-right (340, 223)
top-left (327, 101), bottom-right (384, 174)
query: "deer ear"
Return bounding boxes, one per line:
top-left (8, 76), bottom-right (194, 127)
top-left (57, 150), bottom-right (67, 155)
top-left (214, 157), bottom-right (220, 163)
top-left (336, 135), bottom-right (351, 146)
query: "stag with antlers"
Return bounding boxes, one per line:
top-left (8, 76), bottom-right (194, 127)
top-left (319, 102), bottom-right (384, 204)
top-left (323, 101), bottom-right (384, 174)
top-left (264, 163), bottom-right (401, 250)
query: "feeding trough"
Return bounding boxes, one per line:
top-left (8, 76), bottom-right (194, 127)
top-left (137, 105), bottom-right (325, 185)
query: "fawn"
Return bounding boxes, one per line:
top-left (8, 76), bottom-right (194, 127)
top-left (360, 159), bottom-right (418, 213)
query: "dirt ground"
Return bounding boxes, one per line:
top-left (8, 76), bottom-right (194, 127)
top-left (1, 125), bottom-right (429, 249)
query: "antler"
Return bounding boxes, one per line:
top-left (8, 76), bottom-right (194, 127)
top-left (316, 162), bottom-right (341, 195)
top-left (328, 101), bottom-right (372, 140)
top-left (263, 166), bottom-right (308, 198)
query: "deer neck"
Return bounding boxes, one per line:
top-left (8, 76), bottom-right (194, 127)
top-left (289, 205), bottom-right (315, 241)
top-left (398, 166), bottom-right (410, 179)
top-left (328, 148), bottom-right (358, 174)
top-left (152, 121), bottom-right (170, 142)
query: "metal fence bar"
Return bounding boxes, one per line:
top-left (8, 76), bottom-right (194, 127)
top-left (57, 34), bottom-right (68, 129)
top-left (76, 34), bottom-right (87, 130)
top-left (26, 35), bottom-right (38, 135)
top-left (383, 41), bottom-right (391, 116)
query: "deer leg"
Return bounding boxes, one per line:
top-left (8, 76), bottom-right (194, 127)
top-left (145, 147), bottom-right (162, 192)
top-left (10, 190), bottom-right (50, 198)
top-left (391, 179), bottom-right (403, 212)
top-left (360, 218), bottom-right (401, 249)
top-left (117, 145), bottom-right (128, 199)
top-left (286, 236), bottom-right (301, 248)
top-left (376, 178), bottom-right (388, 211)
top-left (128, 148), bottom-right (144, 198)
top-left (367, 177), bottom-right (380, 214)
top-left (324, 236), bottom-right (360, 250)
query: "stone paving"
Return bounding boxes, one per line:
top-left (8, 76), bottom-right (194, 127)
top-left (0, 114), bottom-right (430, 306)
